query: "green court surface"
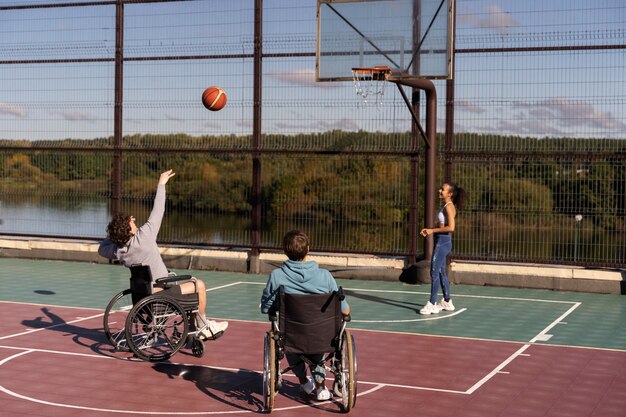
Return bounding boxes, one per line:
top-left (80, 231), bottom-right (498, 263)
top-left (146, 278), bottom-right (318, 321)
top-left (1, 258), bottom-right (625, 351)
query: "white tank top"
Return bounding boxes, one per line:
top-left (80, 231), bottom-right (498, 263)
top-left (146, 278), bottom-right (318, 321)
top-left (437, 202), bottom-right (452, 225)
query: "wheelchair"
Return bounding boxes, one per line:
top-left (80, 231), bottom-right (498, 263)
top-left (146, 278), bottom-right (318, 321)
top-left (263, 287), bottom-right (357, 413)
top-left (103, 265), bottom-right (222, 362)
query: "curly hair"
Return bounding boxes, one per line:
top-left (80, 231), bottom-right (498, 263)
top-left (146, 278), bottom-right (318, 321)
top-left (106, 213), bottom-right (133, 247)
top-left (282, 230), bottom-right (310, 261)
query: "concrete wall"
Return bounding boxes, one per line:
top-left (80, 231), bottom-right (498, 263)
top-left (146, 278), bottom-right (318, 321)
top-left (0, 236), bottom-right (623, 295)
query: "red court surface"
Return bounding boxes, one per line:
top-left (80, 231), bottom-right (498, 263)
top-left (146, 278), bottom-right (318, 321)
top-left (1, 302), bottom-right (626, 417)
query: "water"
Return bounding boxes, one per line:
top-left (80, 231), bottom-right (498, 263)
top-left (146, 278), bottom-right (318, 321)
top-left (0, 197), bottom-right (110, 238)
top-left (0, 197), bottom-right (623, 265)
top-left (0, 196), bottom-right (407, 252)
top-left (0, 197), bottom-right (251, 245)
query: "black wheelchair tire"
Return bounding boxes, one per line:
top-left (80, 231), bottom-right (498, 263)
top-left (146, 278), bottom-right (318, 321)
top-left (103, 289), bottom-right (133, 352)
top-left (125, 295), bottom-right (188, 362)
top-left (192, 337), bottom-right (205, 357)
top-left (263, 332), bottom-right (277, 412)
top-left (340, 330), bottom-right (357, 412)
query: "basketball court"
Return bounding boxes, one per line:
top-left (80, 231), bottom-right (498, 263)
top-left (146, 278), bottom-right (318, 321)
top-left (1, 258), bottom-right (625, 416)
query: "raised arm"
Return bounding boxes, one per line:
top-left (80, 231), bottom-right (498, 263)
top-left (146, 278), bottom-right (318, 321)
top-left (140, 170), bottom-right (175, 238)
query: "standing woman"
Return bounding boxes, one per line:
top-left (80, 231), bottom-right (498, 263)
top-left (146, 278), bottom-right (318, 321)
top-left (419, 183), bottom-right (466, 315)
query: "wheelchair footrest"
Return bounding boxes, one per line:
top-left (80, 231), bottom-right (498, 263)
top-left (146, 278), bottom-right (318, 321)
top-left (201, 330), bottom-right (224, 341)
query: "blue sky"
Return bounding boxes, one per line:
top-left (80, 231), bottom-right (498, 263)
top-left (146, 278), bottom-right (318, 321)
top-left (0, 0), bottom-right (624, 141)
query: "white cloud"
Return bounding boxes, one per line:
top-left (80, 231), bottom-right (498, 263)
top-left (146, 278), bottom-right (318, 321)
top-left (457, 100), bottom-right (485, 114)
top-left (266, 68), bottom-right (339, 88)
top-left (515, 98), bottom-right (626, 131)
top-left (271, 118), bottom-right (360, 132)
top-left (319, 118), bottom-right (359, 131)
top-left (165, 113), bottom-right (184, 121)
top-left (0, 103), bottom-right (27, 118)
top-left (458, 4), bottom-right (518, 35)
top-left (57, 111), bottom-right (96, 122)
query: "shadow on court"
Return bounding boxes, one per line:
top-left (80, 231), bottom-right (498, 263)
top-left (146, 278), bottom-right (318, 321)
top-left (151, 362), bottom-right (345, 414)
top-left (21, 307), bottom-right (115, 358)
top-left (343, 288), bottom-right (423, 314)
top-left (153, 362), bottom-right (265, 412)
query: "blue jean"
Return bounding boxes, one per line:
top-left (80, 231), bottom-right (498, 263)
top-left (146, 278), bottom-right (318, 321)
top-left (286, 353), bottom-right (326, 383)
top-left (430, 234), bottom-right (452, 304)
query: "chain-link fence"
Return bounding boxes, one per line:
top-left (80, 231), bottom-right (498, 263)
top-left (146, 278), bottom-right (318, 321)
top-left (0, 0), bottom-right (624, 267)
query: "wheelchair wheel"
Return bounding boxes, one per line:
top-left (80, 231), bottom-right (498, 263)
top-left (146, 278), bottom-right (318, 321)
top-left (103, 289), bottom-right (133, 352)
top-left (191, 337), bottom-right (205, 358)
top-left (263, 331), bottom-right (278, 412)
top-left (335, 329), bottom-right (357, 413)
top-left (125, 295), bottom-right (188, 362)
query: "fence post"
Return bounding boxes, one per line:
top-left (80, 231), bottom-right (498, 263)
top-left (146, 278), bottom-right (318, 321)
top-left (112, 0), bottom-right (124, 216)
top-left (249, 0), bottom-right (263, 273)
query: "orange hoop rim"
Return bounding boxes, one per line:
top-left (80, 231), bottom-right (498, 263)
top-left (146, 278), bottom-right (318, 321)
top-left (351, 65), bottom-right (392, 80)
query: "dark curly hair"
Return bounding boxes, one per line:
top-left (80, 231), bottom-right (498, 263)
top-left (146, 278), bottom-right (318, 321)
top-left (282, 230), bottom-right (310, 261)
top-left (106, 213), bottom-right (133, 247)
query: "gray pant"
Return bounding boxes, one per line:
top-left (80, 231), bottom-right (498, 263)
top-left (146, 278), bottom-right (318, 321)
top-left (286, 352), bottom-right (326, 383)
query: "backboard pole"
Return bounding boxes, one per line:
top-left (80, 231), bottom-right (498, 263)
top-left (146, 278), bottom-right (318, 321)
top-left (389, 77), bottom-right (437, 262)
top-left (444, 5), bottom-right (457, 183)
top-left (393, 84), bottom-right (430, 148)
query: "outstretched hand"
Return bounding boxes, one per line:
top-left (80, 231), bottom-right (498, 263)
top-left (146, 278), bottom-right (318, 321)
top-left (158, 169), bottom-right (176, 185)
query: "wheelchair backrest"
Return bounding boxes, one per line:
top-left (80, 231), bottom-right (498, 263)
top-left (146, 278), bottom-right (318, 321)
top-left (278, 288), bottom-right (343, 355)
top-left (129, 264), bottom-right (153, 305)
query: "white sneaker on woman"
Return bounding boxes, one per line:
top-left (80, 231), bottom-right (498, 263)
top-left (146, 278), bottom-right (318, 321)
top-left (419, 301), bottom-right (441, 315)
top-left (437, 299), bottom-right (455, 311)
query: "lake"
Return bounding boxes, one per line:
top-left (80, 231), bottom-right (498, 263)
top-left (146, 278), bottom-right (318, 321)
top-left (0, 197), bottom-right (623, 266)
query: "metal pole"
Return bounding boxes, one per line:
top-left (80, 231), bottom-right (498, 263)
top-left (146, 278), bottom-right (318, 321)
top-left (444, 3), bottom-right (456, 183)
top-left (112, 0), bottom-right (124, 215)
top-left (250, 0), bottom-right (263, 273)
top-left (390, 78), bottom-right (437, 260)
top-left (422, 82), bottom-right (437, 262)
top-left (444, 80), bottom-right (454, 182)
top-left (407, 0), bottom-right (422, 265)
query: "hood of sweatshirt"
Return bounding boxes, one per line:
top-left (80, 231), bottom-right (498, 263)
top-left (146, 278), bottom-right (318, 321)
top-left (281, 259), bottom-right (319, 282)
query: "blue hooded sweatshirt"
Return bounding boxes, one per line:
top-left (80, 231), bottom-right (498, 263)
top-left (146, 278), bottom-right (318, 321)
top-left (260, 259), bottom-right (349, 314)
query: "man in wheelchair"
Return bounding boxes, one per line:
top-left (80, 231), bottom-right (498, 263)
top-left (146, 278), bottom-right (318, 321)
top-left (99, 169), bottom-right (228, 340)
top-left (261, 230), bottom-right (350, 402)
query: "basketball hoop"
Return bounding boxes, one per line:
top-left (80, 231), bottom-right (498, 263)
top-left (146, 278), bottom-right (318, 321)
top-left (351, 66), bottom-right (392, 106)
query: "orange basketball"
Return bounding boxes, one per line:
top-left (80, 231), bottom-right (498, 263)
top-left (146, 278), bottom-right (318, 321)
top-left (202, 86), bottom-right (227, 111)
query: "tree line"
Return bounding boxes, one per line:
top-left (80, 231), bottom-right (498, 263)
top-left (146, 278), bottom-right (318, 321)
top-left (1, 132), bottom-right (624, 232)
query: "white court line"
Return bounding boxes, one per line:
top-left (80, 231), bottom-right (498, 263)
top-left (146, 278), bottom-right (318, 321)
top-left (352, 308), bottom-right (467, 323)
top-left (1, 281), bottom-right (587, 404)
top-left (238, 281), bottom-right (577, 304)
top-left (342, 288), bottom-right (578, 305)
top-left (235, 281), bottom-right (588, 395)
top-left (0, 312), bottom-right (104, 341)
top-left (529, 302), bottom-right (581, 343)
top-left (0, 300), bottom-right (103, 311)
top-left (0, 346), bottom-right (395, 415)
top-left (205, 281), bottom-right (246, 292)
top-left (465, 344), bottom-right (531, 394)
top-left (464, 301), bottom-right (582, 394)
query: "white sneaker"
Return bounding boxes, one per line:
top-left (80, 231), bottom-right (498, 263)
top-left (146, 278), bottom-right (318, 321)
top-left (437, 299), bottom-right (455, 311)
top-left (198, 320), bottom-right (228, 340)
top-left (419, 301), bottom-right (441, 315)
top-left (315, 386), bottom-right (331, 401)
top-left (301, 377), bottom-right (315, 395)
